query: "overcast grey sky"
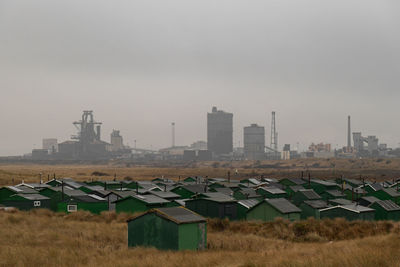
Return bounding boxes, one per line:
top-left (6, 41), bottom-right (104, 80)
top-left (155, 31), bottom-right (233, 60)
top-left (1, 0), bottom-right (399, 156)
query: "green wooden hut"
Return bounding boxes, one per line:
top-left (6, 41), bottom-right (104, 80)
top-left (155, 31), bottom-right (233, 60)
top-left (185, 197), bottom-right (238, 220)
top-left (320, 190), bottom-right (346, 200)
top-left (1, 194), bottom-right (51, 210)
top-left (370, 200), bottom-right (400, 221)
top-left (127, 207), bottom-right (207, 251)
top-left (292, 189), bottom-right (321, 206)
top-left (370, 188), bottom-right (400, 204)
top-left (233, 188), bottom-right (261, 200)
top-left (279, 178), bottom-right (306, 187)
top-left (115, 194), bottom-right (171, 214)
top-left (57, 194), bottom-right (108, 214)
top-left (256, 187), bottom-right (287, 199)
top-left (0, 186), bottom-right (38, 203)
top-left (319, 204), bottom-right (375, 221)
top-left (237, 199), bottom-right (260, 220)
top-left (171, 185), bottom-right (207, 199)
top-left (299, 200), bottom-right (330, 219)
top-left (246, 198), bottom-right (301, 222)
top-left (306, 179), bottom-right (338, 194)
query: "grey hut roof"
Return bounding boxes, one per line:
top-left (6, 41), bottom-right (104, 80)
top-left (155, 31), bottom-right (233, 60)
top-left (360, 196), bottom-right (380, 205)
top-left (286, 178), bottom-right (306, 185)
top-left (341, 204), bottom-right (374, 213)
top-left (132, 194), bottom-right (170, 204)
top-left (374, 200), bottom-right (400, 211)
top-left (238, 199), bottom-right (260, 209)
top-left (329, 198), bottom-right (353, 205)
top-left (182, 184), bottom-right (208, 193)
top-left (15, 194), bottom-right (50, 200)
top-left (265, 198), bottom-right (301, 214)
top-left (267, 182), bottom-right (285, 190)
top-left (364, 183), bottom-right (383, 191)
top-left (238, 188), bottom-right (260, 198)
top-left (6, 186), bottom-right (38, 194)
top-left (299, 189), bottom-right (321, 200)
top-left (149, 191), bottom-right (180, 199)
top-left (303, 200), bottom-right (331, 209)
top-left (127, 207), bottom-right (206, 225)
top-left (260, 187), bottom-right (286, 195)
top-left (382, 188), bottom-right (400, 197)
top-left (201, 192), bottom-right (234, 200)
top-left (325, 190), bottom-right (346, 197)
top-left (289, 185), bottom-right (306, 192)
top-left (214, 187), bottom-right (234, 196)
top-left (109, 190), bottom-right (137, 199)
top-left (310, 179), bottom-right (337, 186)
top-left (72, 194), bottom-right (106, 203)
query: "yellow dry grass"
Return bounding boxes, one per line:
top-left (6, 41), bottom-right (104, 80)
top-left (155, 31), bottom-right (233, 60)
top-left (1, 157), bottom-right (400, 186)
top-left (1, 209), bottom-right (400, 267)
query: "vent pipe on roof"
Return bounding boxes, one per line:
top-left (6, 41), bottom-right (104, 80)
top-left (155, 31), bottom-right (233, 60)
top-left (308, 173), bottom-right (311, 186)
top-left (164, 184), bottom-right (167, 192)
top-left (136, 182), bottom-right (139, 194)
top-left (120, 182), bottom-right (123, 191)
top-left (48, 174), bottom-right (50, 181)
top-left (351, 188), bottom-right (354, 202)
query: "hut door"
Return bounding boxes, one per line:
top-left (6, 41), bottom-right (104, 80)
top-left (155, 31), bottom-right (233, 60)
top-left (198, 223), bottom-right (206, 250)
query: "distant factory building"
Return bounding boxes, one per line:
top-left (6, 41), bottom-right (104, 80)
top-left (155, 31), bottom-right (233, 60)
top-left (42, 138), bottom-right (58, 154)
top-left (110, 130), bottom-right (124, 151)
top-left (207, 107), bottom-right (233, 156)
top-left (243, 124), bottom-right (265, 160)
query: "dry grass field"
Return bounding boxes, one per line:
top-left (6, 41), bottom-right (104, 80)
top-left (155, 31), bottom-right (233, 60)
top-left (1, 158), bottom-right (400, 186)
top-left (1, 161), bottom-right (400, 266)
top-left (1, 209), bottom-right (400, 267)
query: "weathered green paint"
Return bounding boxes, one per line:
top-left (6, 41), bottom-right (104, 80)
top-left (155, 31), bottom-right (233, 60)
top-left (186, 199), bottom-right (238, 220)
top-left (115, 196), bottom-right (169, 213)
top-left (369, 190), bottom-right (400, 204)
top-left (1, 195), bottom-right (52, 211)
top-left (171, 187), bottom-right (195, 199)
top-left (299, 203), bottom-right (320, 219)
top-left (127, 212), bottom-right (206, 251)
top-left (370, 203), bottom-right (400, 221)
top-left (57, 201), bottom-right (108, 214)
top-left (246, 201), bottom-right (300, 222)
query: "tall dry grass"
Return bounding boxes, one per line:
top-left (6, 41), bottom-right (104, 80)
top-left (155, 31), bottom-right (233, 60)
top-left (1, 209), bottom-right (400, 266)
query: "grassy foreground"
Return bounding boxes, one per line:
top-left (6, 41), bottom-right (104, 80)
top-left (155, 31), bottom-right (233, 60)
top-left (1, 209), bottom-right (400, 267)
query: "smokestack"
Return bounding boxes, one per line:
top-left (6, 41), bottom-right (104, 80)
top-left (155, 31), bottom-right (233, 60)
top-left (347, 116), bottom-right (351, 150)
top-left (96, 125), bottom-right (101, 140)
top-left (171, 122), bottom-right (175, 148)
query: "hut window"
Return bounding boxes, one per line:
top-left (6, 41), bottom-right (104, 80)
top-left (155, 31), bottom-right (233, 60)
top-left (67, 205), bottom-right (77, 212)
top-left (34, 201), bottom-right (41, 207)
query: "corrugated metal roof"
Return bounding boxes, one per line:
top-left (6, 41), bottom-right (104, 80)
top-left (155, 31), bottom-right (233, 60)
top-left (157, 207), bottom-right (206, 224)
top-left (303, 200), bottom-right (330, 209)
top-left (127, 207), bottom-right (206, 224)
top-left (360, 196), bottom-right (380, 204)
top-left (133, 194), bottom-right (170, 204)
top-left (289, 185), bottom-right (305, 192)
top-left (266, 198), bottom-right (301, 214)
top-left (238, 199), bottom-right (260, 209)
top-left (299, 189), bottom-right (321, 200)
top-left (16, 194), bottom-right (50, 200)
top-left (342, 204), bottom-right (374, 213)
top-left (382, 188), bottom-right (400, 197)
top-left (260, 186), bottom-right (286, 194)
top-left (287, 178), bottom-right (306, 185)
top-left (310, 179), bottom-right (337, 186)
top-left (7, 186), bottom-right (38, 194)
top-left (72, 195), bottom-right (106, 203)
top-left (329, 198), bottom-right (353, 205)
top-left (149, 191), bottom-right (180, 199)
top-left (374, 200), bottom-right (400, 211)
top-left (325, 190), bottom-right (345, 197)
top-left (214, 187), bottom-right (233, 196)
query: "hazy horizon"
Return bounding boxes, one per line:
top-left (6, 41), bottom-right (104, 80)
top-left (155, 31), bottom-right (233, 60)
top-left (1, 1), bottom-right (399, 156)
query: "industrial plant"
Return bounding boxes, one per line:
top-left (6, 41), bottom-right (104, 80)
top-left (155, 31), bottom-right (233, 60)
top-left (16, 109), bottom-right (400, 162)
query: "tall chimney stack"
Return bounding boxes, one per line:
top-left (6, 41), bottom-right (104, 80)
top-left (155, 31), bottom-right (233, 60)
top-left (347, 116), bottom-right (351, 150)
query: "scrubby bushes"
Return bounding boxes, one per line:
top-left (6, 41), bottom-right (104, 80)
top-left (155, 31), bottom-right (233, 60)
top-left (208, 217), bottom-right (398, 242)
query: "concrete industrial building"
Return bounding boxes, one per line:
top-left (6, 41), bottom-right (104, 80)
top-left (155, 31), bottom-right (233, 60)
top-left (42, 138), bottom-right (58, 154)
top-left (110, 130), bottom-right (124, 151)
top-left (207, 107), bottom-right (233, 156)
top-left (243, 124), bottom-right (265, 160)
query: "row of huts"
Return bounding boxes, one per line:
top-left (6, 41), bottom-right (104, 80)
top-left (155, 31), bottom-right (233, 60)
top-left (1, 176), bottom-right (400, 221)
